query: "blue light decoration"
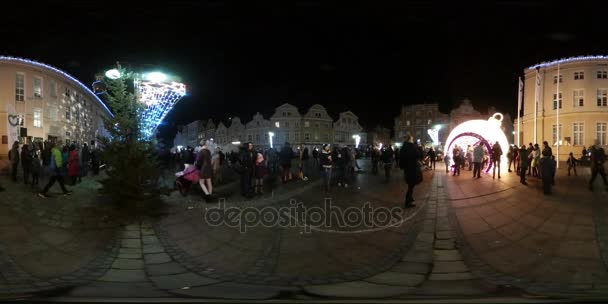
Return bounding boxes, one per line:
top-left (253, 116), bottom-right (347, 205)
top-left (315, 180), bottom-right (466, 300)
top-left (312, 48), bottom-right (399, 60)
top-left (135, 79), bottom-right (186, 139)
top-left (0, 56), bottom-right (113, 117)
top-left (527, 55), bottom-right (608, 70)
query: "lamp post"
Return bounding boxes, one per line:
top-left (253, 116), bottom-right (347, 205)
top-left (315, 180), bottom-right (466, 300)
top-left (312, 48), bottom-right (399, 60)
top-left (352, 134), bottom-right (361, 149)
top-left (268, 131), bottom-right (275, 149)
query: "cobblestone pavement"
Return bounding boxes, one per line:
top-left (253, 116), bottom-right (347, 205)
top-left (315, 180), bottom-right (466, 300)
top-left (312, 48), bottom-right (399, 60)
top-left (3, 160), bottom-right (608, 301)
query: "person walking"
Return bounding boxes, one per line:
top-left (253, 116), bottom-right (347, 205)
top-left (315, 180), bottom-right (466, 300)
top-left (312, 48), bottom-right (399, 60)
top-left (452, 147), bottom-right (462, 176)
top-left (299, 146), bottom-right (310, 180)
top-left (38, 141), bottom-right (72, 198)
top-left (519, 145), bottom-right (529, 185)
top-left (254, 152), bottom-right (267, 195)
top-left (382, 146), bottom-right (394, 183)
top-left (20, 144), bottom-right (32, 185)
top-left (31, 153), bottom-right (41, 187)
top-left (507, 146), bottom-right (514, 172)
top-left (197, 141), bottom-right (214, 201)
top-left (336, 146), bottom-right (350, 188)
top-left (540, 151), bottom-right (556, 195)
top-left (466, 145), bottom-right (473, 171)
top-left (400, 135), bottom-right (421, 208)
top-left (427, 147), bottom-right (436, 170)
top-left (81, 143), bottom-right (90, 178)
top-left (239, 142), bottom-right (256, 197)
top-left (279, 143), bottom-right (293, 183)
top-left (371, 145), bottom-right (380, 175)
top-left (68, 145), bottom-right (80, 185)
top-left (320, 144), bottom-right (333, 191)
top-left (589, 141), bottom-right (608, 191)
top-left (491, 141), bottom-right (502, 179)
top-left (567, 152), bottom-right (577, 176)
top-left (8, 141), bottom-right (20, 182)
top-left (473, 143), bottom-right (484, 178)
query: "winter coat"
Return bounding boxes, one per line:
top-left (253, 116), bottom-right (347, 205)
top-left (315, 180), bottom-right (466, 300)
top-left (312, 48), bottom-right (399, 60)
top-left (336, 148), bottom-right (350, 168)
top-left (255, 162), bottom-right (267, 179)
top-left (9, 147), bottom-right (19, 164)
top-left (21, 149), bottom-right (32, 168)
top-left (382, 148), bottom-right (394, 164)
top-left (400, 141), bottom-right (422, 185)
top-left (68, 150), bottom-right (80, 177)
top-left (31, 158), bottom-right (42, 175)
top-left (473, 145), bottom-right (484, 163)
top-left (279, 146), bottom-right (293, 167)
top-left (519, 148), bottom-right (530, 168)
top-left (491, 144), bottom-right (503, 161)
top-left (540, 156), bottom-right (556, 179)
top-left (320, 150), bottom-right (332, 168)
top-left (197, 148), bottom-right (213, 179)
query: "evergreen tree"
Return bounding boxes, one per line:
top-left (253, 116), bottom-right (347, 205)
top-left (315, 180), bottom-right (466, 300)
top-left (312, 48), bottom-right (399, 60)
top-left (97, 66), bottom-right (160, 213)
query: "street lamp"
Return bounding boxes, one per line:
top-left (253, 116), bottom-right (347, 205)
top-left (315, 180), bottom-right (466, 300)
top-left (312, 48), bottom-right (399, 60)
top-left (352, 134), bottom-right (361, 149)
top-left (268, 131), bottom-right (275, 148)
top-left (105, 68), bottom-right (121, 79)
top-left (145, 72), bottom-right (167, 83)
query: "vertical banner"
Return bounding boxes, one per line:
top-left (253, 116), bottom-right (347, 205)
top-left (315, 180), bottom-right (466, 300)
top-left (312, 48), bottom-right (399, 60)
top-left (517, 76), bottom-right (523, 146)
top-left (556, 63), bottom-right (560, 167)
top-left (534, 68), bottom-right (541, 144)
top-left (6, 104), bottom-right (23, 146)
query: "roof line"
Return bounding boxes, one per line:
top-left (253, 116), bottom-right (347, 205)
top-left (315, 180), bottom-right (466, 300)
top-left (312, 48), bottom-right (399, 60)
top-left (0, 56), bottom-right (113, 116)
top-left (527, 55), bottom-right (608, 70)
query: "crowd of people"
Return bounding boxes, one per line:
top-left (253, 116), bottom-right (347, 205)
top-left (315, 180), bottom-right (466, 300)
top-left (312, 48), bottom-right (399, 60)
top-left (3, 140), bottom-right (101, 197)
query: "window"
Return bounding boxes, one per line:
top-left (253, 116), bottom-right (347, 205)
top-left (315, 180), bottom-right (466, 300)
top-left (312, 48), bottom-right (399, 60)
top-left (33, 77), bottom-right (42, 98)
top-left (50, 108), bottom-right (58, 122)
top-left (597, 123), bottom-right (607, 145)
top-left (15, 73), bottom-right (24, 101)
top-left (598, 71), bottom-right (607, 79)
top-left (304, 121), bottom-right (310, 127)
top-left (248, 135), bottom-right (253, 142)
top-left (325, 134), bottom-right (330, 141)
top-left (256, 134), bottom-right (260, 142)
top-left (573, 122), bottom-right (584, 146)
top-left (553, 92), bottom-right (562, 109)
top-left (598, 89), bottom-right (608, 106)
top-left (324, 123), bottom-right (330, 128)
top-left (275, 121), bottom-right (280, 128)
top-left (304, 133), bottom-right (310, 140)
top-left (285, 122), bottom-right (290, 128)
top-left (295, 132), bottom-right (300, 141)
top-left (406, 120), bottom-right (410, 126)
top-left (574, 71), bottom-right (584, 80)
top-left (33, 109), bottom-right (42, 128)
top-left (282, 112), bottom-right (286, 117)
top-left (314, 112), bottom-right (321, 118)
top-left (552, 124), bottom-right (562, 145)
top-left (49, 81), bottom-right (57, 97)
top-left (573, 89), bottom-right (584, 107)
top-left (287, 112), bottom-right (291, 116)
top-left (65, 87), bottom-right (71, 98)
top-left (427, 119), bottom-right (432, 125)
top-left (553, 75), bottom-right (562, 84)
top-left (295, 122), bottom-right (299, 128)
top-left (315, 122), bottom-right (320, 128)
top-left (66, 110), bottom-right (71, 120)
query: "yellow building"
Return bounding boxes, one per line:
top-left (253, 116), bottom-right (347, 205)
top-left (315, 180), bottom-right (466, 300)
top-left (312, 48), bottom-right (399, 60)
top-left (518, 56), bottom-right (608, 161)
top-left (0, 56), bottom-right (112, 158)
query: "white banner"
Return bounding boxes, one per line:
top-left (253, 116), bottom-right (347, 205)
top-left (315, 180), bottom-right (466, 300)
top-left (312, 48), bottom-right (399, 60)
top-left (6, 104), bottom-right (24, 146)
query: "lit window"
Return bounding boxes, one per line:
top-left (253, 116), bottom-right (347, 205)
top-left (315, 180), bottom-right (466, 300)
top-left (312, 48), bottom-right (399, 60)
top-left (573, 122), bottom-right (584, 146)
top-left (574, 71), bottom-right (584, 80)
top-left (275, 121), bottom-right (280, 128)
top-left (573, 89), bottom-right (584, 107)
top-left (15, 73), bottom-right (24, 101)
top-left (553, 92), bottom-right (562, 109)
top-left (304, 133), bottom-right (310, 140)
top-left (33, 77), bottom-right (42, 98)
top-left (33, 109), bottom-right (42, 128)
top-left (598, 89), bottom-right (608, 106)
top-left (553, 75), bottom-right (563, 84)
top-left (406, 120), bottom-right (410, 126)
top-left (597, 71), bottom-right (607, 79)
top-left (597, 122), bottom-right (607, 145)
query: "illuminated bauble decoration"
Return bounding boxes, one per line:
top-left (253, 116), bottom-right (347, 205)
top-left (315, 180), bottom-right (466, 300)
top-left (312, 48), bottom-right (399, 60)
top-left (443, 113), bottom-right (510, 173)
top-left (105, 69), bottom-right (121, 79)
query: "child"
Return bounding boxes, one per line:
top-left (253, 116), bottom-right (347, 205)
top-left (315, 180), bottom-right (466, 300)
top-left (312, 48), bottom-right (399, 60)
top-left (254, 153), bottom-right (267, 195)
top-left (540, 152), bottom-right (556, 195)
top-left (567, 152), bottom-right (577, 176)
top-left (31, 153), bottom-right (42, 187)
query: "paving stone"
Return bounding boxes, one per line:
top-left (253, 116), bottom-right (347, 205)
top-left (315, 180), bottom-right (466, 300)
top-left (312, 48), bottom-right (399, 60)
top-left (390, 262), bottom-right (430, 274)
top-left (121, 239), bottom-right (142, 249)
top-left (416, 232), bottom-right (435, 243)
top-left (112, 259), bottom-right (144, 270)
top-left (125, 224), bottom-right (140, 231)
top-left (402, 250), bottom-right (432, 264)
top-left (98, 269), bottom-right (147, 282)
top-left (149, 273), bottom-right (221, 290)
top-left (304, 281), bottom-right (412, 298)
top-left (429, 272), bottom-right (475, 281)
top-left (432, 261), bottom-right (468, 273)
top-left (122, 230), bottom-right (140, 239)
top-left (67, 281), bottom-right (171, 298)
top-left (436, 231), bottom-right (453, 240)
top-left (434, 239), bottom-right (455, 249)
top-left (144, 253), bottom-right (173, 264)
top-left (433, 249), bottom-right (463, 261)
top-left (142, 235), bottom-right (160, 245)
top-left (364, 271), bottom-right (425, 286)
top-left (118, 253), bottom-right (142, 259)
top-left (413, 279), bottom-right (488, 296)
top-left (169, 282), bottom-right (285, 300)
top-left (146, 262), bottom-right (188, 276)
top-left (143, 244), bottom-right (165, 254)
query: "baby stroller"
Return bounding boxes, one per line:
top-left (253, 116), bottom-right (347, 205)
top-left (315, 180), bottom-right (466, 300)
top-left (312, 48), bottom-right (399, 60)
top-left (175, 164), bottom-right (200, 196)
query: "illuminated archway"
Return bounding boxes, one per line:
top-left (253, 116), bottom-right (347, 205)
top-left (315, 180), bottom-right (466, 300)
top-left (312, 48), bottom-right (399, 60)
top-left (443, 113), bottom-right (510, 173)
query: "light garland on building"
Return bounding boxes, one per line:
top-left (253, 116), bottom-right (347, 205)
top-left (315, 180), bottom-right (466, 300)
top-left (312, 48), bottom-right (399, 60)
top-left (0, 56), bottom-right (113, 117)
top-left (135, 79), bottom-right (186, 138)
top-left (527, 55), bottom-right (608, 70)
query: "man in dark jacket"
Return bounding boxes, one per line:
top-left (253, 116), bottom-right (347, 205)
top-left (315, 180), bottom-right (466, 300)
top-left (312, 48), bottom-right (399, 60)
top-left (491, 141), bottom-right (503, 179)
top-left (8, 141), bottom-right (20, 181)
top-left (279, 143), bottom-right (293, 183)
top-left (400, 135), bottom-right (421, 208)
top-left (81, 143), bottom-right (90, 177)
top-left (518, 145), bottom-right (529, 185)
top-left (239, 142), bottom-right (256, 197)
top-left (20, 144), bottom-right (32, 185)
top-left (589, 141), bottom-right (608, 191)
top-left (320, 144), bottom-right (333, 191)
top-left (382, 146), bottom-right (394, 183)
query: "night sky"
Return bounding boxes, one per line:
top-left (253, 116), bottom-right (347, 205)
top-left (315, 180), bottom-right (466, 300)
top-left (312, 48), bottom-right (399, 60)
top-left (2, 1), bottom-right (608, 143)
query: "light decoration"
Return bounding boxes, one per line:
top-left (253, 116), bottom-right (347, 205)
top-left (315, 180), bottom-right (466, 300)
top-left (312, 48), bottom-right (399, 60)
top-left (352, 134), bottom-right (361, 149)
top-left (443, 113), bottom-right (509, 173)
top-left (268, 132), bottom-right (275, 148)
top-left (135, 79), bottom-right (186, 139)
top-left (427, 128), bottom-right (440, 146)
top-left (0, 56), bottom-right (113, 117)
top-left (527, 55), bottom-right (608, 70)
top-left (105, 69), bottom-right (121, 79)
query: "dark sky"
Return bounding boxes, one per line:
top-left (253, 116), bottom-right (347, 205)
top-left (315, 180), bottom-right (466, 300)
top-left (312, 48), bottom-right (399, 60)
top-left (2, 1), bottom-right (608, 141)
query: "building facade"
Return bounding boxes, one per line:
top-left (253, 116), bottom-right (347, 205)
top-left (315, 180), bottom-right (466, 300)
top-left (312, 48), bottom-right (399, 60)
top-left (517, 56), bottom-right (608, 161)
top-left (367, 125), bottom-right (391, 146)
top-left (333, 111), bottom-right (365, 147)
top-left (0, 56), bottom-right (112, 158)
top-left (302, 104), bottom-right (333, 146)
top-left (394, 103), bottom-right (449, 144)
top-left (269, 103), bottom-right (302, 149)
top-left (245, 112), bottom-right (271, 147)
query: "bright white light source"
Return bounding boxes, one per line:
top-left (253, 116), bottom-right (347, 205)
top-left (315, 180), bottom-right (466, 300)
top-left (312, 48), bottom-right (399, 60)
top-left (428, 128), bottom-right (440, 146)
top-left (268, 132), bottom-right (275, 148)
top-left (146, 72), bottom-right (167, 83)
top-left (232, 141), bottom-right (241, 145)
top-left (105, 69), bottom-right (121, 79)
top-left (443, 113), bottom-right (509, 172)
top-left (352, 134), bottom-right (361, 148)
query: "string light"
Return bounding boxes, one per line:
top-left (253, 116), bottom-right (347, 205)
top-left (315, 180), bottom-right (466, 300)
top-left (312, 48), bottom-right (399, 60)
top-left (528, 55), bottom-right (608, 70)
top-left (135, 79), bottom-right (186, 138)
top-left (0, 56), bottom-right (113, 117)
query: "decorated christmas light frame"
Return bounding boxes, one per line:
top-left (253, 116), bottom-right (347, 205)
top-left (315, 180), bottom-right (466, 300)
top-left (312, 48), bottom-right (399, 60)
top-left (135, 79), bottom-right (186, 139)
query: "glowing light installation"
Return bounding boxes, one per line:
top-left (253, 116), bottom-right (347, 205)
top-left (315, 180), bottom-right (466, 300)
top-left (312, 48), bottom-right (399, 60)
top-left (268, 132), bottom-right (275, 148)
top-left (443, 113), bottom-right (509, 173)
top-left (527, 55), bottom-right (608, 70)
top-left (352, 134), bottom-right (361, 148)
top-left (427, 128), bottom-right (440, 146)
top-left (135, 78), bottom-right (186, 139)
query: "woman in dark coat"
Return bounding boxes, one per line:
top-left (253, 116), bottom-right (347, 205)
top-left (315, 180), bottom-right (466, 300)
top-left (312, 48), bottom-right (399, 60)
top-left (197, 141), bottom-right (214, 201)
top-left (400, 135), bottom-right (421, 208)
